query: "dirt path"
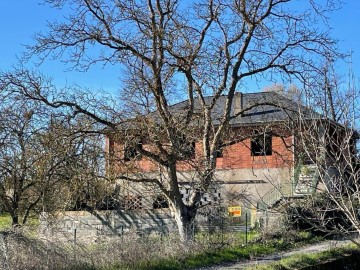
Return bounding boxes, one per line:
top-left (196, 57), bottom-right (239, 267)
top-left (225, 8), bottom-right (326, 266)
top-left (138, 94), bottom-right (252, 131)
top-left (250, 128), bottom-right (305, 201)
top-left (198, 240), bottom-right (351, 270)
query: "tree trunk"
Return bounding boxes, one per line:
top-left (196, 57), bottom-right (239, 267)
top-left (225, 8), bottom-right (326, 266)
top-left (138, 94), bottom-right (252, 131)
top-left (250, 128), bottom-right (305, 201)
top-left (11, 200), bottom-right (20, 227)
top-left (11, 214), bottom-right (19, 227)
top-left (172, 204), bottom-right (197, 242)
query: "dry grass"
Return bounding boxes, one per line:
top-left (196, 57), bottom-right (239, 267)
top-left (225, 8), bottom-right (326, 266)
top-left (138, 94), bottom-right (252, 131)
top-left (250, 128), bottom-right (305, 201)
top-left (0, 229), bottom-right (213, 270)
top-left (0, 231), bottom-right (78, 270)
top-left (0, 226), bottom-right (319, 270)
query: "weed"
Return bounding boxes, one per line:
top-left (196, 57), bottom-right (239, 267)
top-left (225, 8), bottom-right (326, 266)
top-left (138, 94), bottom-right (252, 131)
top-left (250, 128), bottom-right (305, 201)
top-left (0, 226), bottom-right (324, 269)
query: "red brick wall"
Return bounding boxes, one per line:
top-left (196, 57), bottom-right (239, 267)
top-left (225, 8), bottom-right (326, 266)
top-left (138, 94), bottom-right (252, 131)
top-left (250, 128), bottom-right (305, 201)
top-left (106, 134), bottom-right (294, 174)
top-left (217, 136), bottom-right (293, 169)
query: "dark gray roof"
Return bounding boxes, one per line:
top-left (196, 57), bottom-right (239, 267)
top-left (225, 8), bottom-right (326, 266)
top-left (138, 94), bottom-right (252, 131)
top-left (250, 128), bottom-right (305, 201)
top-left (170, 91), bottom-right (318, 126)
top-left (114, 91), bottom-right (320, 131)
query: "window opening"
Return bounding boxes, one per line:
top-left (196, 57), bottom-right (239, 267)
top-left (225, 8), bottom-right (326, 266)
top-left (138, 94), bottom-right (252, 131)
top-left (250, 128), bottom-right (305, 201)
top-left (251, 131), bottom-right (272, 156)
top-left (178, 134), bottom-right (195, 160)
top-left (124, 141), bottom-right (142, 162)
top-left (153, 195), bottom-right (169, 209)
top-left (216, 141), bottom-right (224, 158)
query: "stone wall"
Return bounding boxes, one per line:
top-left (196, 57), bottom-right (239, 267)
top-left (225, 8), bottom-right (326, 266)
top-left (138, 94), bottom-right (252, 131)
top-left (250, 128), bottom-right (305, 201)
top-left (40, 209), bottom-right (178, 240)
top-left (39, 207), bottom-right (257, 241)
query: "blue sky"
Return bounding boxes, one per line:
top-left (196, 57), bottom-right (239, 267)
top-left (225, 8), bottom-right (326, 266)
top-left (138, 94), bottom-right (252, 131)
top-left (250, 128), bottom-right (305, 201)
top-left (0, 1), bottom-right (121, 92)
top-left (0, 1), bottom-right (359, 94)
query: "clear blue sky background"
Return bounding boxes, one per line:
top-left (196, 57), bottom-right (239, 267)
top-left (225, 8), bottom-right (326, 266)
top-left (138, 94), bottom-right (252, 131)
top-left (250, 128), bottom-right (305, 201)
top-left (0, 1), bottom-right (359, 94)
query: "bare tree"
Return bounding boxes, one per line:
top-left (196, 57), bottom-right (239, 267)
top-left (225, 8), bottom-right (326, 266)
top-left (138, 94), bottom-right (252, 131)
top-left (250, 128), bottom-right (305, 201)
top-left (4, 0), bottom-right (342, 240)
top-left (0, 91), bottom-right (106, 226)
top-left (287, 64), bottom-right (360, 245)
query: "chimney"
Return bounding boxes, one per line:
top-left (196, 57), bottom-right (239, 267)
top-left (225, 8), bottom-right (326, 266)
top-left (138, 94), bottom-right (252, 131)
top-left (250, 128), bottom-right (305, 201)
top-left (233, 92), bottom-right (243, 116)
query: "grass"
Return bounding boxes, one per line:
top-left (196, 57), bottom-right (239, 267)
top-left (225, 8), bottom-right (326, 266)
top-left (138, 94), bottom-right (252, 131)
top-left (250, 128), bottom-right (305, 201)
top-left (186, 232), bottom-right (320, 269)
top-left (245, 244), bottom-right (359, 270)
top-left (0, 220), bottom-right (325, 270)
top-left (0, 214), bottom-right (40, 229)
top-left (117, 231), bottom-right (322, 270)
top-left (0, 214), bottom-right (12, 230)
top-left (98, 231), bottom-right (321, 270)
top-left (0, 214), bottom-right (40, 238)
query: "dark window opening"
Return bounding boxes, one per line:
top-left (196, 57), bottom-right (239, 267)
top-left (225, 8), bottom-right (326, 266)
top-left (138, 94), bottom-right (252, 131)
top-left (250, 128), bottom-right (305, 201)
top-left (251, 132), bottom-right (272, 156)
top-left (124, 142), bottom-right (142, 162)
top-left (153, 196), bottom-right (169, 209)
top-left (182, 141), bottom-right (195, 159)
top-left (96, 196), bottom-right (118, 210)
top-left (178, 134), bottom-right (195, 160)
top-left (216, 142), bottom-right (224, 158)
top-left (108, 138), bottom-right (115, 158)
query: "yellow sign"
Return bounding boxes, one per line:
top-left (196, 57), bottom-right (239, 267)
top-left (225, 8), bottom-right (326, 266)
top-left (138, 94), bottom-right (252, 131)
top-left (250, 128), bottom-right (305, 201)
top-left (228, 206), bottom-right (241, 217)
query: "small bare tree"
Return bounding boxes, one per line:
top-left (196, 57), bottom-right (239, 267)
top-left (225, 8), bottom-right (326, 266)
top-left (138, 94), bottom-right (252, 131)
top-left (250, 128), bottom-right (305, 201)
top-left (0, 91), bottom-right (106, 226)
top-left (288, 64), bottom-right (360, 245)
top-left (4, 0), bottom-right (342, 240)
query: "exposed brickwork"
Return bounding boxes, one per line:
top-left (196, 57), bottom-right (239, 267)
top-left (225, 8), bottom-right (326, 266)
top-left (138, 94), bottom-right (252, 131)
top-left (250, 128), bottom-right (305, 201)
top-left (216, 136), bottom-right (293, 170)
top-left (106, 134), bottom-right (294, 173)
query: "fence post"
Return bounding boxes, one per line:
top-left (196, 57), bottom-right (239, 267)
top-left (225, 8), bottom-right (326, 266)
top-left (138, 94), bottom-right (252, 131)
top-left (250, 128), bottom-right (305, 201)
top-left (245, 212), bottom-right (248, 245)
top-left (73, 221), bottom-right (79, 246)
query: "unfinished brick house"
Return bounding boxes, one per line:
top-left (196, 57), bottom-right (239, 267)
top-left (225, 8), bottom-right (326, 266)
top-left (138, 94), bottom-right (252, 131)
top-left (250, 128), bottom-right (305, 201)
top-left (105, 91), bottom-right (329, 217)
top-left (39, 92), bottom-right (357, 238)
